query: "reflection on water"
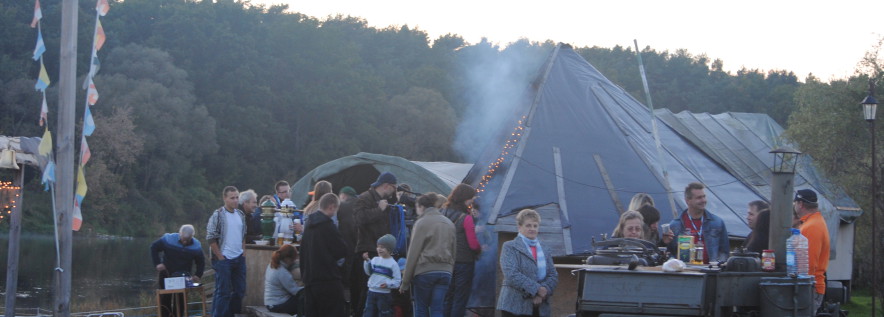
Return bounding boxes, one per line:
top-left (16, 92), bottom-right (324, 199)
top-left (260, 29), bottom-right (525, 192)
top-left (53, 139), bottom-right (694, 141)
top-left (0, 234), bottom-right (190, 311)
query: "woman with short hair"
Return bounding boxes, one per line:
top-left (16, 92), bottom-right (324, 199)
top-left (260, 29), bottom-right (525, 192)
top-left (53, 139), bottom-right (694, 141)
top-left (497, 209), bottom-right (558, 317)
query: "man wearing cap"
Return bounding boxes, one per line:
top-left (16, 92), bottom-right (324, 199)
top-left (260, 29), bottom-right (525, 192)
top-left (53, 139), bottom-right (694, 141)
top-left (353, 172), bottom-right (398, 317)
top-left (794, 189), bottom-right (830, 310)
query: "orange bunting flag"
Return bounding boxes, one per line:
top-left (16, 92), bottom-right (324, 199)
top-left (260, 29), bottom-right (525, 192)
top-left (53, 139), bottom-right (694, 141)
top-left (31, 0), bottom-right (42, 28)
top-left (80, 135), bottom-right (91, 166)
top-left (94, 20), bottom-right (106, 51)
top-left (87, 78), bottom-right (99, 105)
top-left (72, 198), bottom-right (83, 231)
top-left (96, 0), bottom-right (109, 16)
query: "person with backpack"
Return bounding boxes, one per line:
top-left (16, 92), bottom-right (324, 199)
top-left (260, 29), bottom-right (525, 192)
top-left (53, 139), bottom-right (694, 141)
top-left (439, 184), bottom-right (481, 317)
top-left (353, 172), bottom-right (399, 317)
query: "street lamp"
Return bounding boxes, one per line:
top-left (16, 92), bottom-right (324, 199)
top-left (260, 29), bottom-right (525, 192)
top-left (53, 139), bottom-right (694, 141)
top-left (769, 147), bottom-right (801, 272)
top-left (861, 79), bottom-right (878, 317)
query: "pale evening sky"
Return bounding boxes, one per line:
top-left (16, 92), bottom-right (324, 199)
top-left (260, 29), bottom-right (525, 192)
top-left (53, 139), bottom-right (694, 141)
top-left (253, 0), bottom-right (882, 82)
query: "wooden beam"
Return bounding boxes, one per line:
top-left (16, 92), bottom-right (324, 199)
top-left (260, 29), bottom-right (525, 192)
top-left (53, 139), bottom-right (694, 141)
top-left (593, 154), bottom-right (624, 214)
top-left (55, 0), bottom-right (78, 315)
top-left (5, 168), bottom-right (24, 314)
top-left (552, 147), bottom-right (573, 254)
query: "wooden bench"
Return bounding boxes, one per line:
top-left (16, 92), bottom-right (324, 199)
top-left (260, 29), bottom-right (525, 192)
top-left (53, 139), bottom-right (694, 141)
top-left (244, 305), bottom-right (295, 317)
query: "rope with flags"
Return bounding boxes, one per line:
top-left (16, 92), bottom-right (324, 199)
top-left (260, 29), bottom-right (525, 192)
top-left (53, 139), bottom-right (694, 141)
top-left (73, 0), bottom-right (110, 231)
top-left (33, 0), bottom-right (110, 233)
top-left (30, 0), bottom-right (63, 272)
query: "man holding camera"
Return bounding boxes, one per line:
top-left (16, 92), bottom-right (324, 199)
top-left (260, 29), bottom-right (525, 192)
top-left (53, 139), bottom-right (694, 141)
top-left (352, 172), bottom-right (398, 317)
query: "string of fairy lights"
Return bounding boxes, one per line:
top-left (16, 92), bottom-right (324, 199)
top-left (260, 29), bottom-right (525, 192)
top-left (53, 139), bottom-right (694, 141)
top-left (476, 115), bottom-right (527, 194)
top-left (0, 180), bottom-right (21, 221)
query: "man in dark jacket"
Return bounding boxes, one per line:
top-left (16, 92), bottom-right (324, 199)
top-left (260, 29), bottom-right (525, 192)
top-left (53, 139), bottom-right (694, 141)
top-left (352, 172), bottom-right (397, 317)
top-left (150, 224), bottom-right (206, 317)
top-left (337, 186), bottom-right (360, 313)
top-left (301, 193), bottom-right (349, 317)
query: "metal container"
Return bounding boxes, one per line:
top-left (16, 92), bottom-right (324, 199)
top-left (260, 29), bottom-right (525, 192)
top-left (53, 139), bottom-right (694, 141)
top-left (577, 266), bottom-right (714, 316)
top-left (758, 276), bottom-right (814, 316)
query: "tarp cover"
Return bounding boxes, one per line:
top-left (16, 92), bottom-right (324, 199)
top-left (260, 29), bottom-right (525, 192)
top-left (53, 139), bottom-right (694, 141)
top-left (462, 44), bottom-right (861, 310)
top-left (290, 152), bottom-right (471, 206)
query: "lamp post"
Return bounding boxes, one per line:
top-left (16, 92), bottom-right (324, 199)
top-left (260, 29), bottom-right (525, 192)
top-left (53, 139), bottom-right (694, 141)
top-left (769, 147), bottom-right (801, 272)
top-left (861, 79), bottom-right (878, 317)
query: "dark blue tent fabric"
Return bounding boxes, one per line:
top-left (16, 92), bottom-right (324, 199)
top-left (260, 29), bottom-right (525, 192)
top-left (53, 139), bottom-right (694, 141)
top-left (462, 44), bottom-right (860, 310)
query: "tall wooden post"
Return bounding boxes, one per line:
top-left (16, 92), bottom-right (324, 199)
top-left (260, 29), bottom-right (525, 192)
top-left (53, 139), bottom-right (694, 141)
top-left (4, 168), bottom-right (24, 315)
top-left (54, 0), bottom-right (78, 315)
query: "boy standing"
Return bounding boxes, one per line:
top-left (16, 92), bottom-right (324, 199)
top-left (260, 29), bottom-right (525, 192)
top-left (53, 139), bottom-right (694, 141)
top-left (363, 234), bottom-right (402, 317)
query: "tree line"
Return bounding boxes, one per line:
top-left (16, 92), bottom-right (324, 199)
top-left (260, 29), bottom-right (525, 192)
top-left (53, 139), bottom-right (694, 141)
top-left (0, 0), bottom-right (868, 245)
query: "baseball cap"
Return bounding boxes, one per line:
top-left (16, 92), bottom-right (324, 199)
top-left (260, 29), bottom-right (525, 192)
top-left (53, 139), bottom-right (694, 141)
top-left (794, 189), bottom-right (818, 204)
top-left (371, 172), bottom-right (397, 188)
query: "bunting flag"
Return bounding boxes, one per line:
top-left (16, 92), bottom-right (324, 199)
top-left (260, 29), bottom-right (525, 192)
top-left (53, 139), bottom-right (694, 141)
top-left (39, 93), bottom-right (48, 126)
top-left (41, 160), bottom-right (55, 191)
top-left (80, 135), bottom-right (91, 165)
top-left (96, 0), bottom-right (109, 16)
top-left (33, 28), bottom-right (45, 60)
top-left (75, 165), bottom-right (87, 205)
top-left (94, 20), bottom-right (106, 52)
top-left (30, 0), bottom-right (42, 28)
top-left (72, 198), bottom-right (83, 231)
top-left (83, 106), bottom-right (95, 136)
top-left (35, 61), bottom-right (50, 91)
top-left (84, 51), bottom-right (101, 87)
top-left (86, 78), bottom-right (99, 105)
top-left (38, 128), bottom-right (52, 155)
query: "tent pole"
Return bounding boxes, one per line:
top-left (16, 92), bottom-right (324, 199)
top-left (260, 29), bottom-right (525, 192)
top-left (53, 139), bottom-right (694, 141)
top-left (553, 147), bottom-right (573, 254)
top-left (486, 44), bottom-right (562, 224)
top-left (634, 39), bottom-right (679, 217)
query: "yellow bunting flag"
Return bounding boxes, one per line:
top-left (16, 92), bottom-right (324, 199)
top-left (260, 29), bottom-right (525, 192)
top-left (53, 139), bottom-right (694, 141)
top-left (38, 128), bottom-right (52, 155)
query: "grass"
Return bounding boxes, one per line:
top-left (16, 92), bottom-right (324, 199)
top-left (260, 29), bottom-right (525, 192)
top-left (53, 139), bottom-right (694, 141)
top-left (842, 289), bottom-right (883, 316)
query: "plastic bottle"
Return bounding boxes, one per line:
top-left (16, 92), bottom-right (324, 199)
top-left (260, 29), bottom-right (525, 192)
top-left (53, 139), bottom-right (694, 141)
top-left (786, 228), bottom-right (809, 276)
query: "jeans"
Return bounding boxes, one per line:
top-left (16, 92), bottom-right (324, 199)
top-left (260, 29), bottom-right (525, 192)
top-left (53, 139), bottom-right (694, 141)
top-left (444, 262), bottom-right (474, 317)
top-left (363, 291), bottom-right (392, 317)
top-left (411, 272), bottom-right (451, 317)
top-left (212, 255), bottom-right (246, 317)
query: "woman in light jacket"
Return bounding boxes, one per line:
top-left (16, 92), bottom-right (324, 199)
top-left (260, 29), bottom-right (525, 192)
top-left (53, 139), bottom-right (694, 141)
top-left (264, 244), bottom-right (303, 314)
top-left (497, 209), bottom-right (558, 317)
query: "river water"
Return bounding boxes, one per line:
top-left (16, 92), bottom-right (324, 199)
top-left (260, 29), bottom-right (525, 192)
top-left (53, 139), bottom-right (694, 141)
top-left (0, 234), bottom-right (177, 313)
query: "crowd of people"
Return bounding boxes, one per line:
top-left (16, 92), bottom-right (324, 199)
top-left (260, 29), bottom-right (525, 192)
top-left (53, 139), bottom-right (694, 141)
top-left (149, 177), bottom-right (831, 316)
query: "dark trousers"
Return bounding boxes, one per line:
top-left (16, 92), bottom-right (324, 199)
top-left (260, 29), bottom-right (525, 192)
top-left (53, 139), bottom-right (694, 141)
top-left (305, 281), bottom-right (347, 317)
top-left (500, 308), bottom-right (539, 317)
top-left (267, 290), bottom-right (303, 315)
top-left (351, 251), bottom-right (376, 317)
top-left (443, 262), bottom-right (474, 317)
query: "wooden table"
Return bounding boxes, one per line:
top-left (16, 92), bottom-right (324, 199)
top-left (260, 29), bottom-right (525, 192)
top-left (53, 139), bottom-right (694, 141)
top-left (156, 285), bottom-right (207, 317)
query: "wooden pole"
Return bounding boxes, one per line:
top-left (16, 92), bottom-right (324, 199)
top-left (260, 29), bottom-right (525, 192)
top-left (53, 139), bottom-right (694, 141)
top-left (54, 0), bottom-right (78, 315)
top-left (4, 168), bottom-right (24, 315)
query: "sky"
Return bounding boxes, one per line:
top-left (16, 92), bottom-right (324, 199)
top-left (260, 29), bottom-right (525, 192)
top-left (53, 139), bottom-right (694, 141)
top-left (252, 0), bottom-right (883, 81)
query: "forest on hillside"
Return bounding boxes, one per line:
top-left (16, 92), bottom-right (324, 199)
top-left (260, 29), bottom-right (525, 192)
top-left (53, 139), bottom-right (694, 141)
top-left (0, 0), bottom-right (880, 278)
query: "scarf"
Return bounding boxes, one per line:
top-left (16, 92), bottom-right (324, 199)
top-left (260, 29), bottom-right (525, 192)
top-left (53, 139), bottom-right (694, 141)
top-left (518, 233), bottom-right (546, 281)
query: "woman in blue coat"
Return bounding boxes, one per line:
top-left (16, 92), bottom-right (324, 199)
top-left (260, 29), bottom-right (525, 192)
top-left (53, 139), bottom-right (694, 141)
top-left (496, 209), bottom-right (558, 317)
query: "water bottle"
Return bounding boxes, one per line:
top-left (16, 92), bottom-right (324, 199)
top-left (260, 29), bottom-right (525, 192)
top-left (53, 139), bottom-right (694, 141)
top-left (786, 228), bottom-right (809, 276)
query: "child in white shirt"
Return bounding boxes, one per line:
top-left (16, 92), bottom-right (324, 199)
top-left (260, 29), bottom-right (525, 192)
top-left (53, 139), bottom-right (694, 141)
top-left (363, 234), bottom-right (402, 317)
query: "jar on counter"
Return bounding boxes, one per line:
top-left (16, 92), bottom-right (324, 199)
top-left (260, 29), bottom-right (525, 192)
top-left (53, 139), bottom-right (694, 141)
top-left (762, 249), bottom-right (776, 271)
